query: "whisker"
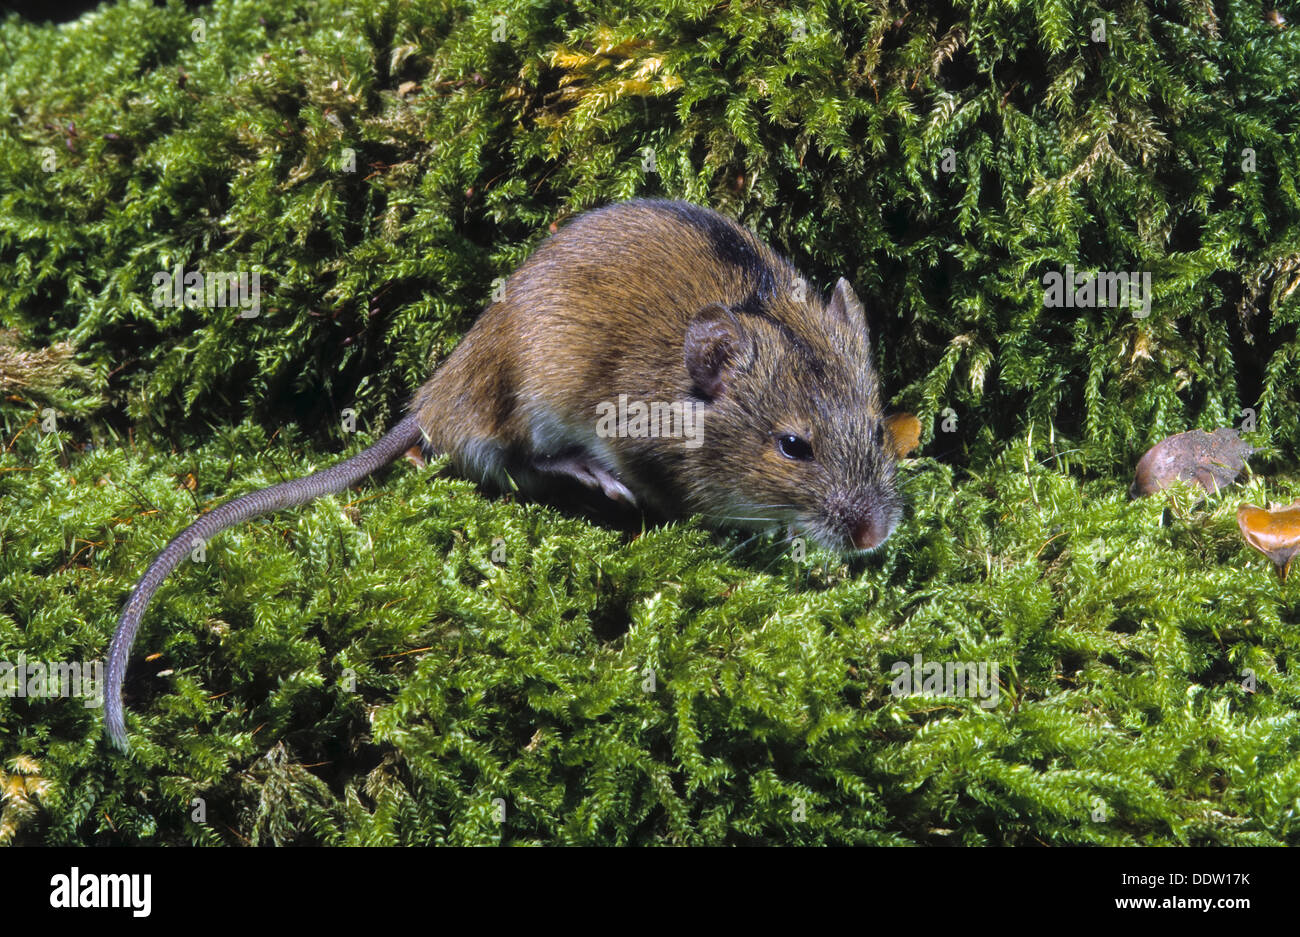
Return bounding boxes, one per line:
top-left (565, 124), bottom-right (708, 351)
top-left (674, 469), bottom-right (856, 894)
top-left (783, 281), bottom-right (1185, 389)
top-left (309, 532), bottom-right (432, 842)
top-left (724, 530), bottom-right (769, 558)
top-left (695, 512), bottom-right (785, 524)
top-left (1037, 448), bottom-right (1085, 468)
top-left (759, 532), bottom-right (801, 576)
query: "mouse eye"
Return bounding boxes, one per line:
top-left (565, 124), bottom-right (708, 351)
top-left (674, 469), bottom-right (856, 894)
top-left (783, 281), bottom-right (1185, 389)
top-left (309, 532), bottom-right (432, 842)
top-left (776, 434), bottom-right (814, 461)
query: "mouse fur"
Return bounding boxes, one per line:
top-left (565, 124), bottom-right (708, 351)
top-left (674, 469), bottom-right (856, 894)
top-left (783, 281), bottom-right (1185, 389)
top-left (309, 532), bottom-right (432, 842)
top-left (414, 200), bottom-right (903, 545)
top-left (104, 198), bottom-right (906, 750)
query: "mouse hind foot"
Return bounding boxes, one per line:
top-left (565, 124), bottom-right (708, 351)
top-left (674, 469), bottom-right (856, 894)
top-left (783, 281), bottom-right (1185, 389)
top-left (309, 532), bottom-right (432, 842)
top-left (532, 451), bottom-right (637, 505)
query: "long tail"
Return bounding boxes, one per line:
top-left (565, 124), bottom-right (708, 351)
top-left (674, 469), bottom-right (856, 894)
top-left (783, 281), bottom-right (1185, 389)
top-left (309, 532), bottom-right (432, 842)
top-left (105, 414), bottom-right (424, 751)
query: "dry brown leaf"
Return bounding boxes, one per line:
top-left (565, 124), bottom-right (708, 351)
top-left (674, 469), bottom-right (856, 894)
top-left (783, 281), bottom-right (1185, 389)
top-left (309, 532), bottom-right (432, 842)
top-left (1237, 502), bottom-right (1300, 580)
top-left (1131, 428), bottom-right (1253, 497)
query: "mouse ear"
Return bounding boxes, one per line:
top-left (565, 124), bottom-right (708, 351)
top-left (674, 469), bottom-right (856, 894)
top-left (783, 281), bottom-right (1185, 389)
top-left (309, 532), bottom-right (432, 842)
top-left (882, 412), bottom-right (921, 459)
top-left (827, 278), bottom-right (870, 343)
top-left (685, 304), bottom-right (753, 400)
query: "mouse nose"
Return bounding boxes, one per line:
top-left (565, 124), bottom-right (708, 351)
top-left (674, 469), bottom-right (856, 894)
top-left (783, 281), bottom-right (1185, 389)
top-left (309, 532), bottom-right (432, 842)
top-left (850, 516), bottom-right (886, 551)
top-left (849, 505), bottom-right (897, 551)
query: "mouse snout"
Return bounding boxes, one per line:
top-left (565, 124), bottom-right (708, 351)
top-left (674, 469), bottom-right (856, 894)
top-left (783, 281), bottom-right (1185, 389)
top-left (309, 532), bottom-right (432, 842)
top-left (850, 515), bottom-right (888, 551)
top-left (847, 497), bottom-right (900, 552)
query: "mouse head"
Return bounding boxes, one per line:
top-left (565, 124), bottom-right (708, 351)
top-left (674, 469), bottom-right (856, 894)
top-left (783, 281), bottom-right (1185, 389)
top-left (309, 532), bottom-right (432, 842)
top-left (680, 278), bottom-right (909, 554)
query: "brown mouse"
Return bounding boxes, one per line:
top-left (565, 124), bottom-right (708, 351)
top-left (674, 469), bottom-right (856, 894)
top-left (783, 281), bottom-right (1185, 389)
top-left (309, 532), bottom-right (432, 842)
top-left (105, 198), bottom-right (912, 749)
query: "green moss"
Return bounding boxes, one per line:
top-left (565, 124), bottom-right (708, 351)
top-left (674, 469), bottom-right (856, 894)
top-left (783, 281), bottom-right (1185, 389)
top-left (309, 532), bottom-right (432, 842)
top-left (2, 0), bottom-right (1299, 844)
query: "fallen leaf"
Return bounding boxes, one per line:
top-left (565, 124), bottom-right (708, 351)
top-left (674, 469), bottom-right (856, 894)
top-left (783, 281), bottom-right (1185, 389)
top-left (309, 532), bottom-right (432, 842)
top-left (1131, 427), bottom-right (1253, 498)
top-left (1237, 502), bottom-right (1300, 580)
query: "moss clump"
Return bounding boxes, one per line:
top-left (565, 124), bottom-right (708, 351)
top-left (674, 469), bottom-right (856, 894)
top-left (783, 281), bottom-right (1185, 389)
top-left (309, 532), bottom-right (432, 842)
top-left (1, 0), bottom-right (1299, 844)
